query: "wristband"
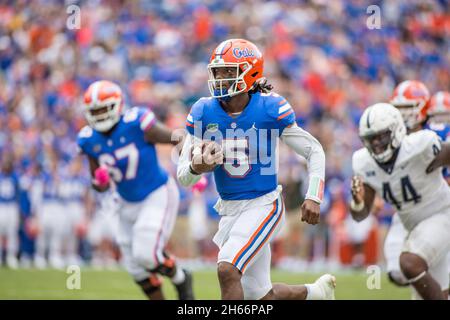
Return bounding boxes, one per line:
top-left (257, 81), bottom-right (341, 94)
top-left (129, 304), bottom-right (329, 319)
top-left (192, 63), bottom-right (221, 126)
top-left (306, 176), bottom-right (324, 204)
top-left (350, 199), bottom-right (365, 211)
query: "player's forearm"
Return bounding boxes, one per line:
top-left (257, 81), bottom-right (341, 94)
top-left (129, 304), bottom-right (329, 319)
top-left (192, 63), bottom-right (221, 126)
top-left (92, 182), bottom-right (110, 193)
top-left (177, 135), bottom-right (202, 187)
top-left (281, 124), bottom-right (325, 203)
top-left (145, 122), bottom-right (182, 145)
top-left (438, 142), bottom-right (450, 167)
top-left (177, 162), bottom-right (202, 187)
top-left (426, 142), bottom-right (450, 173)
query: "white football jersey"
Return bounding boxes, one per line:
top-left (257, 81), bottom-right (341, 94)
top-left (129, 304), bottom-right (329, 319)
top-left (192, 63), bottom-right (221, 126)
top-left (353, 129), bottom-right (450, 231)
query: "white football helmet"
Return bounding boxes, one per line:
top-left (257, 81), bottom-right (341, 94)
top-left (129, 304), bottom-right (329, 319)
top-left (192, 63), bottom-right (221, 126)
top-left (359, 103), bottom-right (407, 163)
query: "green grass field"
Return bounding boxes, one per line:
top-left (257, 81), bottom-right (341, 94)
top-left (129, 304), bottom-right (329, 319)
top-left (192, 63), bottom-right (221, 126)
top-left (0, 268), bottom-right (411, 300)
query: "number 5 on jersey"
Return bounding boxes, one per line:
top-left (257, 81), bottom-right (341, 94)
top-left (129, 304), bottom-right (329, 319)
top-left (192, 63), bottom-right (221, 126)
top-left (222, 138), bottom-right (251, 177)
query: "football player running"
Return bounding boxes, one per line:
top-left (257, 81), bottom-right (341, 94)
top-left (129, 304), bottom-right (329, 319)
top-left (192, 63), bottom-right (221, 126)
top-left (383, 80), bottom-right (432, 288)
top-left (177, 39), bottom-right (336, 300)
top-left (384, 81), bottom-right (450, 297)
top-left (350, 102), bottom-right (450, 300)
top-left (427, 91), bottom-right (450, 186)
top-left (77, 80), bottom-right (193, 300)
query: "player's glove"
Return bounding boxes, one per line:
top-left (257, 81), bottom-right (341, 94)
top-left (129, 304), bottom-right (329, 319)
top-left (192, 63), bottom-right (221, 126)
top-left (351, 175), bottom-right (365, 204)
top-left (93, 166), bottom-right (110, 188)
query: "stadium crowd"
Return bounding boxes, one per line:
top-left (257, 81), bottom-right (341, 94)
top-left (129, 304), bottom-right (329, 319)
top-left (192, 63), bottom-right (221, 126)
top-left (0, 0), bottom-right (448, 270)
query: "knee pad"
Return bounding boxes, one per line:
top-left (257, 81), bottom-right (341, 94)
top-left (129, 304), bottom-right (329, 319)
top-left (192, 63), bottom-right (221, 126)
top-left (150, 251), bottom-right (176, 277)
top-left (136, 274), bottom-right (162, 295)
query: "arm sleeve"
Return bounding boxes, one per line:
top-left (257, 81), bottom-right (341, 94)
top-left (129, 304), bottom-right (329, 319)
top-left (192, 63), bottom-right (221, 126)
top-left (280, 123), bottom-right (325, 203)
top-left (177, 134), bottom-right (202, 187)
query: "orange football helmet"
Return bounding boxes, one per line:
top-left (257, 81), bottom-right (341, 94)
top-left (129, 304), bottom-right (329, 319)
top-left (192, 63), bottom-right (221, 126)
top-left (84, 80), bottom-right (123, 132)
top-left (428, 91), bottom-right (450, 125)
top-left (208, 39), bottom-right (264, 99)
top-left (390, 80), bottom-right (430, 130)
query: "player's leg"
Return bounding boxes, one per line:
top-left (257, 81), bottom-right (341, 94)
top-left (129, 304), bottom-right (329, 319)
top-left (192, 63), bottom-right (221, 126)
top-left (117, 212), bottom-right (165, 299)
top-left (400, 252), bottom-right (443, 299)
top-left (400, 213), bottom-right (450, 300)
top-left (241, 246), bottom-right (283, 300)
top-left (237, 209), bottom-right (335, 300)
top-left (409, 251), bottom-right (449, 300)
top-left (216, 194), bottom-right (285, 300)
top-left (5, 204), bottom-right (20, 269)
top-left (217, 261), bottom-right (244, 299)
top-left (34, 208), bottom-right (49, 269)
top-left (122, 244), bottom-right (165, 299)
top-left (131, 177), bottom-right (193, 299)
top-left (257, 244), bottom-right (335, 300)
top-left (383, 213), bottom-right (409, 286)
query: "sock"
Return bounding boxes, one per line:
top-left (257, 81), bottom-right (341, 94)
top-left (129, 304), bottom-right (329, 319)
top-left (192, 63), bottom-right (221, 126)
top-left (305, 283), bottom-right (320, 300)
top-left (171, 267), bottom-right (186, 285)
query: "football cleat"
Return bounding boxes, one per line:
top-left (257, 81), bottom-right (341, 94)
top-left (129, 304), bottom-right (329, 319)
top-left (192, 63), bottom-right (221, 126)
top-left (307, 274), bottom-right (337, 300)
top-left (175, 269), bottom-right (195, 300)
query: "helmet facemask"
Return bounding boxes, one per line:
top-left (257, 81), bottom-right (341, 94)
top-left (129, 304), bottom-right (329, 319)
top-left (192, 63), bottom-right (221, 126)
top-left (207, 61), bottom-right (252, 99)
top-left (361, 129), bottom-right (396, 163)
top-left (85, 100), bottom-right (121, 132)
top-left (393, 103), bottom-right (423, 131)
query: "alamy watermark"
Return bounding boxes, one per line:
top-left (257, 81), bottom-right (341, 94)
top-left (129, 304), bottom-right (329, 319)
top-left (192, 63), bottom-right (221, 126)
top-left (366, 5), bottom-right (381, 30)
top-left (66, 4), bottom-right (81, 30)
top-left (66, 265), bottom-right (81, 290)
top-left (366, 265), bottom-right (381, 290)
top-left (170, 123), bottom-right (281, 176)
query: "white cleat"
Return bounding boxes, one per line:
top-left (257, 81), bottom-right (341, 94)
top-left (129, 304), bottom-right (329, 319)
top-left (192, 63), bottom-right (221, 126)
top-left (307, 274), bottom-right (336, 300)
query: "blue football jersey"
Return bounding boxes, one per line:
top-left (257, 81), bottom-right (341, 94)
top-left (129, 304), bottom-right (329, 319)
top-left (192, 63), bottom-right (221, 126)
top-left (77, 107), bottom-right (168, 202)
top-left (426, 122), bottom-right (450, 178)
top-left (0, 172), bottom-right (19, 204)
top-left (186, 92), bottom-right (296, 200)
